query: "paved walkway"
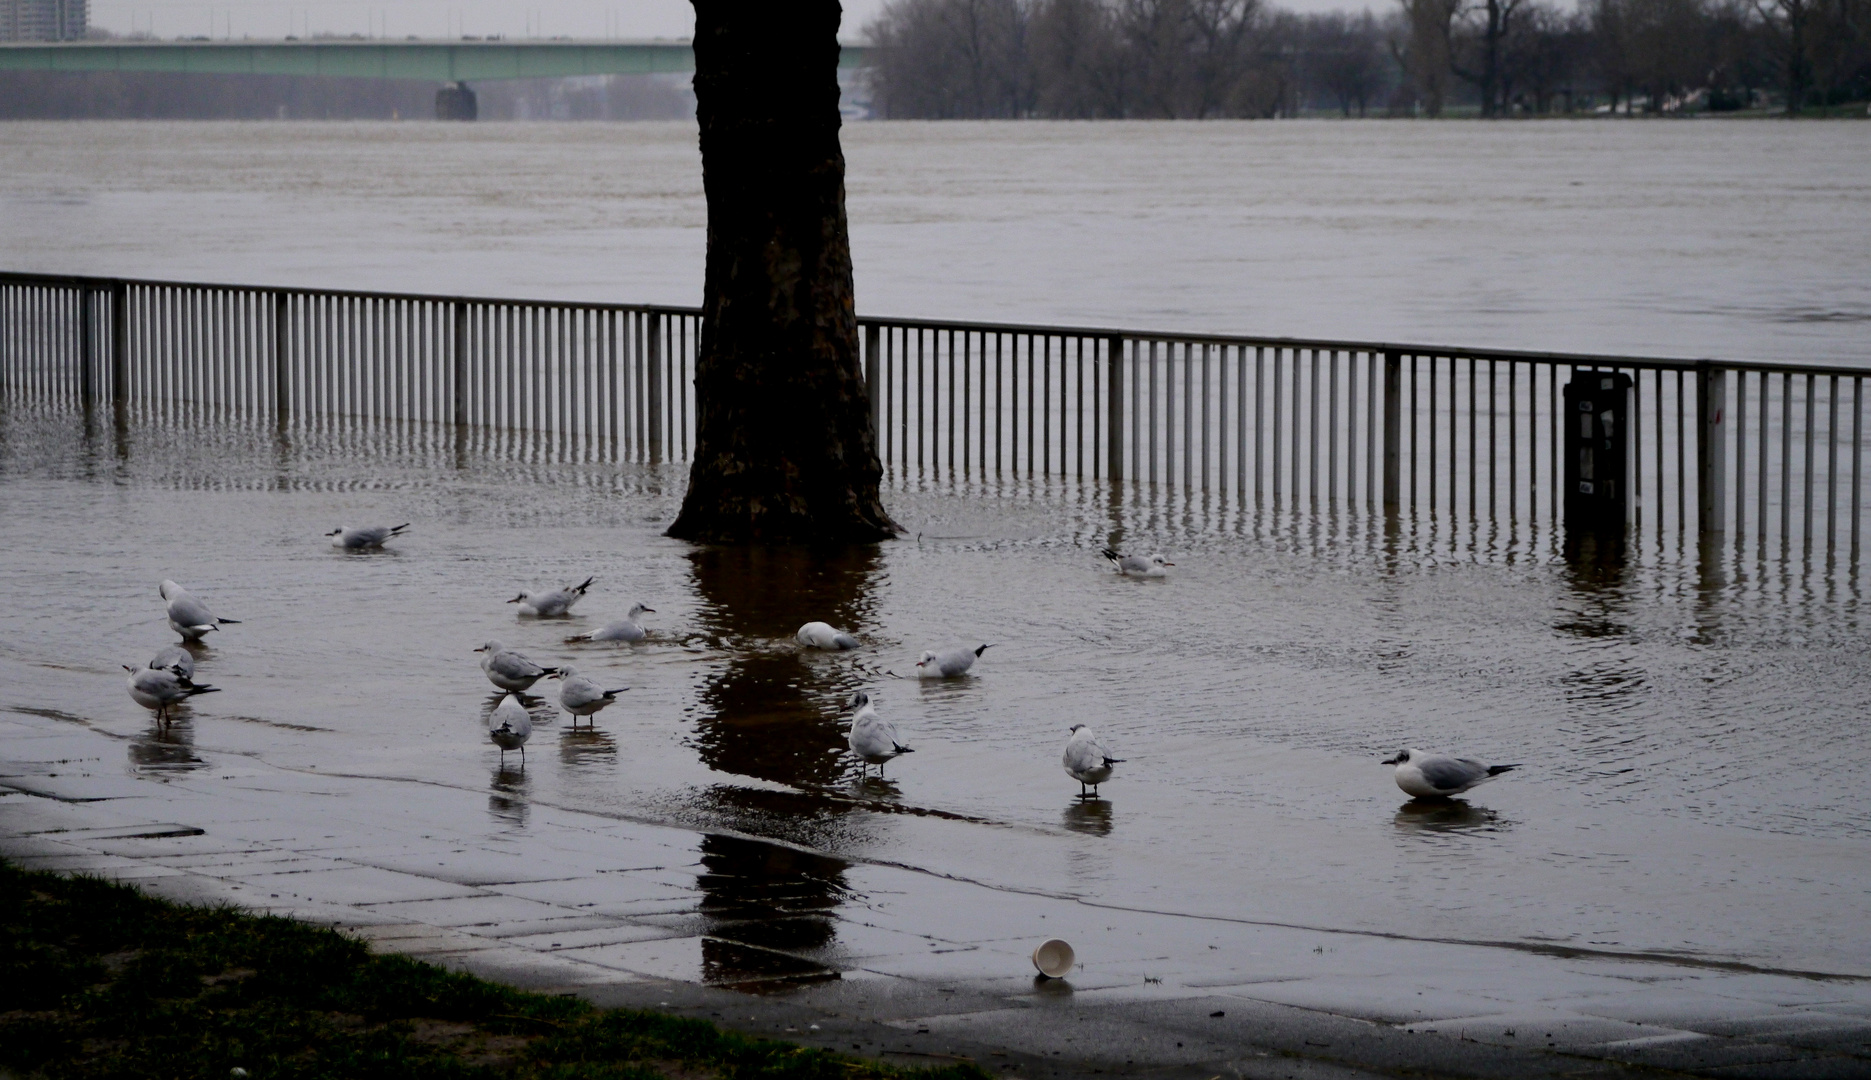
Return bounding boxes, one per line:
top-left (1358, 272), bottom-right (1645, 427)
top-left (5, 708), bottom-right (1869, 1079)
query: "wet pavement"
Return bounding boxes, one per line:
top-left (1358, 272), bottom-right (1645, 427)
top-left (3, 405), bottom-right (1871, 1077)
top-left (6, 723), bottom-right (1871, 1079)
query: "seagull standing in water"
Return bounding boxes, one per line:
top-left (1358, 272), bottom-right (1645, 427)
top-left (916, 644), bottom-right (992, 678)
top-left (475, 640), bottom-right (559, 693)
top-left (327, 523), bottom-right (409, 549)
top-left (160, 580), bottom-right (239, 641)
top-left (148, 644), bottom-right (194, 681)
top-left (568, 604), bottom-right (655, 643)
top-left (1382, 749), bottom-right (1520, 799)
top-left (797, 621), bottom-right (860, 650)
top-left (1102, 548), bottom-right (1173, 577)
top-left (550, 666), bottom-right (629, 727)
top-left (124, 663), bottom-right (219, 727)
top-left (845, 692), bottom-right (912, 778)
top-left (488, 693), bottom-right (533, 765)
top-left (508, 576), bottom-right (594, 617)
top-left (1062, 724), bottom-right (1123, 797)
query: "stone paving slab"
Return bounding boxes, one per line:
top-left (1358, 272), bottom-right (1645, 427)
top-left (6, 713), bottom-right (1871, 1080)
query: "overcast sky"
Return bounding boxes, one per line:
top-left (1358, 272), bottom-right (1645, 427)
top-left (94, 0), bottom-right (1379, 42)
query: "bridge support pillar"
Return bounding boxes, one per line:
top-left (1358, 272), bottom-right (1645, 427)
top-left (435, 82), bottom-right (478, 121)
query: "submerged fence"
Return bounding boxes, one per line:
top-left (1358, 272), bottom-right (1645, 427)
top-left (4, 270), bottom-right (1869, 562)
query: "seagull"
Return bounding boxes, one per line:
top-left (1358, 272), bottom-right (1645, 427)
top-left (160, 580), bottom-right (239, 641)
top-left (327, 523), bottom-right (409, 549)
top-left (550, 665), bottom-right (629, 727)
top-left (488, 693), bottom-right (533, 765)
top-left (148, 644), bottom-right (194, 681)
top-left (475, 640), bottom-right (560, 692)
top-left (845, 691), bottom-right (912, 778)
top-left (797, 621), bottom-right (860, 650)
top-left (1102, 548), bottom-right (1173, 577)
top-left (124, 663), bottom-right (219, 726)
top-left (1382, 749), bottom-right (1520, 799)
top-left (508, 576), bottom-right (594, 617)
top-left (569, 604), bottom-right (655, 643)
top-left (1062, 724), bottom-right (1123, 797)
top-left (917, 644), bottom-right (992, 678)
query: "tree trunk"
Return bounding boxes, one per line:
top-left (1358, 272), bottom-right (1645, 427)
top-left (667, 1), bottom-right (901, 544)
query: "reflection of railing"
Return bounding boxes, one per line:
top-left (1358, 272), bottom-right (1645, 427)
top-left (4, 269), bottom-right (1868, 561)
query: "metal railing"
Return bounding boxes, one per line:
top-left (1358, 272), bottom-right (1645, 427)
top-left (4, 270), bottom-right (1868, 563)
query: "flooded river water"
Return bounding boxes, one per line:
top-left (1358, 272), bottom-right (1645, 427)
top-left (2, 406), bottom-right (1868, 978)
top-left (2, 119), bottom-right (1869, 364)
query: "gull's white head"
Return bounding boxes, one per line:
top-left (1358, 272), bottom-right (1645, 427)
top-left (1069, 723), bottom-right (1088, 733)
top-left (916, 651), bottom-right (937, 668)
top-left (847, 690), bottom-right (873, 711)
top-left (629, 603), bottom-right (655, 619)
top-left (1381, 748), bottom-right (1416, 766)
top-left (475, 640), bottom-right (504, 654)
top-left (551, 665), bottom-right (578, 680)
top-left (159, 579), bottom-right (182, 600)
top-left (1150, 554), bottom-right (1175, 567)
top-left (506, 591), bottom-right (530, 605)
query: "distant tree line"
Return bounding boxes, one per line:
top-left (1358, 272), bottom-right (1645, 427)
top-left (862, 0), bottom-right (1871, 117)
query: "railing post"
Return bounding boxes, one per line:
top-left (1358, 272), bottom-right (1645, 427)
top-left (647, 314), bottom-right (664, 463)
top-left (864, 322), bottom-right (880, 433)
top-left (1106, 336), bottom-right (1125, 481)
top-left (452, 300), bottom-right (469, 427)
top-left (1382, 349), bottom-right (1401, 510)
top-left (109, 280), bottom-right (128, 406)
top-left (273, 292), bottom-right (290, 425)
top-left (1698, 363), bottom-right (1726, 541)
top-left (78, 285), bottom-right (94, 404)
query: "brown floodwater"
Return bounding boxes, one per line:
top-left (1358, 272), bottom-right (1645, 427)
top-left (2, 402), bottom-right (1869, 977)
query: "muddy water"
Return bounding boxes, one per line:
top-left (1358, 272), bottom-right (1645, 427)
top-left (2, 120), bottom-right (1869, 364)
top-left (3, 404), bottom-right (1869, 977)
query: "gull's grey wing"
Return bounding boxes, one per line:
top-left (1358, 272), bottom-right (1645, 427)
top-left (167, 593), bottom-right (217, 627)
top-left (490, 651), bottom-right (548, 680)
top-left (1062, 736), bottom-right (1105, 773)
top-left (560, 676), bottom-right (609, 709)
top-left (1420, 756), bottom-right (1487, 791)
top-left (1119, 554), bottom-right (1152, 573)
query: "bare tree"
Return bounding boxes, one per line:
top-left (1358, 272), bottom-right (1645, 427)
top-left (668, 1), bottom-right (899, 544)
top-left (1305, 10), bottom-right (1389, 115)
top-left (867, 0), bottom-right (1033, 117)
top-left (1030, 0), bottom-right (1129, 115)
top-left (1392, 0), bottom-right (1458, 114)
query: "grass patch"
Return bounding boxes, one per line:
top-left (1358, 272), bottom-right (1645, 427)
top-left (0, 860), bottom-right (988, 1080)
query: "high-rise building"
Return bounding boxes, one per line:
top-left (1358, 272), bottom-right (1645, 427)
top-left (0, 0), bottom-right (88, 42)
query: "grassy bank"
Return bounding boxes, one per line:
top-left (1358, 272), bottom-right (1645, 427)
top-left (0, 860), bottom-right (988, 1080)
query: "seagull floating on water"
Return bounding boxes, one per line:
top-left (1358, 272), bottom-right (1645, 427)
top-left (327, 523), bottom-right (409, 549)
top-left (845, 691), bottom-right (912, 778)
top-left (124, 663), bottom-right (219, 726)
top-left (508, 576), bottom-right (594, 617)
top-left (475, 640), bottom-right (560, 692)
top-left (1102, 548), bottom-right (1173, 577)
top-left (148, 644), bottom-right (194, 681)
top-left (1382, 748), bottom-right (1519, 799)
top-left (550, 665), bottom-right (629, 727)
top-left (917, 644), bottom-right (992, 678)
top-left (797, 621), bottom-right (860, 650)
top-left (569, 604), bottom-right (655, 643)
top-left (1063, 724), bottom-right (1123, 797)
top-left (488, 693), bottom-right (533, 765)
top-left (160, 580), bottom-right (240, 641)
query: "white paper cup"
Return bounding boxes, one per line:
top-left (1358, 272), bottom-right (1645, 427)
top-left (1031, 938), bottom-right (1075, 978)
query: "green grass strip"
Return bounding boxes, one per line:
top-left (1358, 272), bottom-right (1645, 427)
top-left (0, 859), bottom-right (989, 1080)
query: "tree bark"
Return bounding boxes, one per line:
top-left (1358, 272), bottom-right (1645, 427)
top-left (668, 1), bottom-right (901, 544)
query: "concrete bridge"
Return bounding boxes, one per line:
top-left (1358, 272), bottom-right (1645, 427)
top-left (0, 40), bottom-right (869, 118)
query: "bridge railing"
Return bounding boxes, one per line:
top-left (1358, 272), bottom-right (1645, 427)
top-left (4, 269), bottom-right (1868, 562)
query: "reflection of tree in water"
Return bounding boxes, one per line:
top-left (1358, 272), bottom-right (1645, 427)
top-left (685, 546), bottom-right (882, 788)
top-left (128, 716), bottom-right (206, 772)
top-left (696, 833), bottom-right (847, 987)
